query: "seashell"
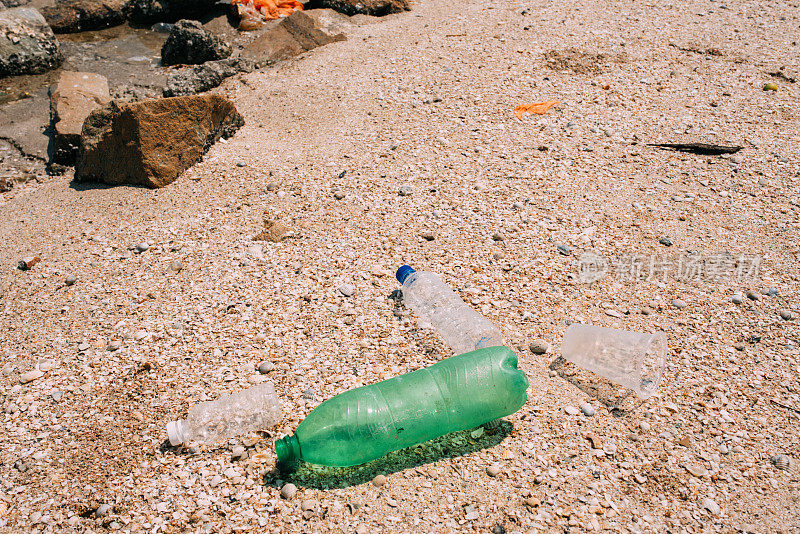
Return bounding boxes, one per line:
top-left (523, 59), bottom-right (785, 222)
top-left (771, 454), bottom-right (791, 470)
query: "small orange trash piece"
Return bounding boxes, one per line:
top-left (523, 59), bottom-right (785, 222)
top-left (232, 0), bottom-right (303, 29)
top-left (514, 100), bottom-right (561, 120)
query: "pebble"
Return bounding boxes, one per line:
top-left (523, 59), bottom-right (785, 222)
top-left (265, 182), bottom-right (279, 191)
top-left (135, 242), bottom-right (150, 253)
top-left (169, 261), bottom-right (182, 272)
top-left (767, 287), bottom-right (779, 296)
top-left (639, 421), bottom-right (651, 432)
top-left (580, 403), bottom-right (596, 416)
top-left (564, 406), bottom-right (580, 416)
top-left (763, 82), bottom-right (778, 91)
top-left (96, 504), bottom-right (112, 517)
top-left (301, 499), bottom-right (317, 511)
top-left (398, 185), bottom-right (413, 196)
top-left (685, 464), bottom-right (708, 477)
top-left (356, 526), bottom-right (368, 534)
top-left (20, 369), bottom-right (44, 384)
top-left (659, 237), bottom-right (673, 247)
top-left (779, 310), bottom-right (794, 321)
top-left (231, 446), bottom-right (246, 460)
top-left (492, 232), bottom-right (505, 241)
top-left (258, 361), bottom-right (274, 374)
top-left (512, 201), bottom-right (523, 209)
top-left (702, 497), bottom-right (720, 516)
top-left (236, 161), bottom-right (246, 167)
top-left (465, 511), bottom-right (480, 520)
top-left (107, 339), bottom-right (122, 351)
top-left (746, 290), bottom-right (760, 301)
top-left (420, 231), bottom-right (435, 241)
top-left (731, 293), bottom-right (743, 304)
top-left (209, 475), bottom-right (223, 487)
top-left (486, 464), bottom-right (501, 477)
top-left (65, 275), bottom-right (78, 286)
top-left (634, 474), bottom-right (647, 484)
top-left (671, 299), bottom-right (687, 309)
top-left (338, 283), bottom-right (354, 297)
top-left (50, 389), bottom-right (63, 401)
top-left (557, 244), bottom-right (571, 256)
top-left (280, 483), bottom-right (297, 499)
top-left (333, 190), bottom-right (346, 200)
top-left (372, 474), bottom-right (387, 487)
top-left (529, 339), bottom-right (550, 354)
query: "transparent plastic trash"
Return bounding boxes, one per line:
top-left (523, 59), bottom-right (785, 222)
top-left (396, 265), bottom-right (504, 355)
top-left (167, 382), bottom-right (281, 446)
top-left (560, 324), bottom-right (667, 399)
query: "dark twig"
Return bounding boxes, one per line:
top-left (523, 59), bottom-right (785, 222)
top-left (648, 142), bottom-right (743, 155)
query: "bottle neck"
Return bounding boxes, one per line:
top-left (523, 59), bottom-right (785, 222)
top-left (275, 434), bottom-right (301, 468)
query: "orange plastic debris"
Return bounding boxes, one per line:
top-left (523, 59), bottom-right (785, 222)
top-left (514, 100), bottom-right (561, 120)
top-left (233, 0), bottom-right (303, 22)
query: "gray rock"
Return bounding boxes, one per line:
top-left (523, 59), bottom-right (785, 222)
top-left (41, 0), bottom-right (128, 33)
top-left (0, 8), bottom-right (63, 77)
top-left (161, 20), bottom-right (231, 66)
top-left (529, 339), bottom-right (550, 354)
top-left (65, 275), bottom-right (78, 286)
top-left (780, 310), bottom-right (794, 321)
top-left (163, 58), bottom-right (256, 97)
top-left (398, 185), bottom-right (413, 196)
top-left (136, 242), bottom-right (150, 253)
top-left (746, 290), bottom-right (760, 301)
top-left (258, 361), bottom-right (274, 374)
top-left (731, 293), bottom-right (743, 304)
top-left (580, 403), bottom-right (595, 416)
top-left (767, 287), bottom-right (779, 296)
top-left (671, 298), bottom-right (687, 309)
top-left (557, 244), bottom-right (571, 256)
top-left (420, 230), bottom-right (435, 241)
top-left (659, 237), bottom-right (673, 247)
top-left (316, 0), bottom-right (409, 16)
top-left (280, 483), bottom-right (297, 499)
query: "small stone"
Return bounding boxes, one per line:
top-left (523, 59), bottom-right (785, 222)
top-left (564, 406), bottom-right (580, 416)
top-left (557, 244), bottom-right (571, 256)
top-left (420, 231), bottom-right (435, 241)
top-left (771, 454), bottom-right (791, 470)
top-left (486, 464), bottom-right (501, 477)
top-left (580, 403), bottom-right (595, 416)
top-left (746, 290), bottom-right (760, 301)
top-left (585, 433), bottom-right (602, 449)
top-left (398, 185), bottom-right (413, 196)
top-left (671, 299), bottom-right (687, 309)
top-left (685, 464), bottom-right (708, 477)
top-left (209, 475), bottom-right (223, 487)
top-left (492, 232), bottom-right (505, 241)
top-left (107, 339), bottom-right (121, 351)
top-left (659, 237), bottom-right (673, 247)
top-left (96, 504), bottom-right (112, 517)
top-left (372, 474), bottom-right (387, 487)
top-left (470, 427), bottom-right (484, 439)
top-left (50, 389), bottom-right (63, 401)
top-left (265, 182), bottom-right (279, 191)
top-left (355, 526), bottom-right (368, 534)
top-left (529, 339), bottom-right (550, 354)
top-left (333, 190), bottom-right (346, 200)
top-left (20, 369), bottom-right (44, 384)
top-left (780, 310), bottom-right (794, 321)
top-left (731, 293), bottom-right (743, 304)
top-left (65, 275), bottom-right (78, 286)
top-left (702, 498), bottom-right (720, 516)
top-left (338, 283), bottom-right (354, 297)
top-left (258, 361), bottom-right (274, 374)
top-left (280, 483), bottom-right (297, 499)
top-left (465, 511), bottom-right (480, 520)
top-left (136, 242), bottom-right (150, 253)
top-left (301, 499), bottom-right (317, 512)
top-left (639, 421), bottom-right (651, 432)
top-left (231, 446), bottom-right (246, 460)
top-left (634, 474), bottom-right (647, 484)
top-left (301, 389), bottom-right (315, 399)
top-left (236, 161), bottom-right (246, 167)
top-left (512, 201), bottom-right (523, 209)
top-left (767, 287), bottom-right (779, 296)
top-left (763, 82), bottom-right (778, 91)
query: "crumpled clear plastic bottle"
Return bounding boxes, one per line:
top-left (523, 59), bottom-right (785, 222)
top-left (167, 382), bottom-right (281, 446)
top-left (396, 265), bottom-right (504, 355)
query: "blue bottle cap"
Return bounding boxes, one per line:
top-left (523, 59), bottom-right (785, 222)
top-left (396, 265), bottom-right (416, 284)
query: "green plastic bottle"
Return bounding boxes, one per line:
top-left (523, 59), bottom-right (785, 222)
top-left (275, 346), bottom-right (528, 468)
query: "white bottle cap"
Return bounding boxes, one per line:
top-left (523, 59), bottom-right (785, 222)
top-left (166, 420), bottom-right (184, 446)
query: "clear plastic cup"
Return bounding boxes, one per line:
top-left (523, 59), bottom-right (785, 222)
top-left (560, 324), bottom-right (667, 399)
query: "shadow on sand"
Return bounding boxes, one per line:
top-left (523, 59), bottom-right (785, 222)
top-left (549, 356), bottom-right (644, 416)
top-left (264, 419), bottom-right (514, 489)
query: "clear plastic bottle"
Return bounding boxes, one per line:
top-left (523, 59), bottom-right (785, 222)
top-left (167, 382), bottom-right (282, 446)
top-left (396, 265), bottom-right (504, 355)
